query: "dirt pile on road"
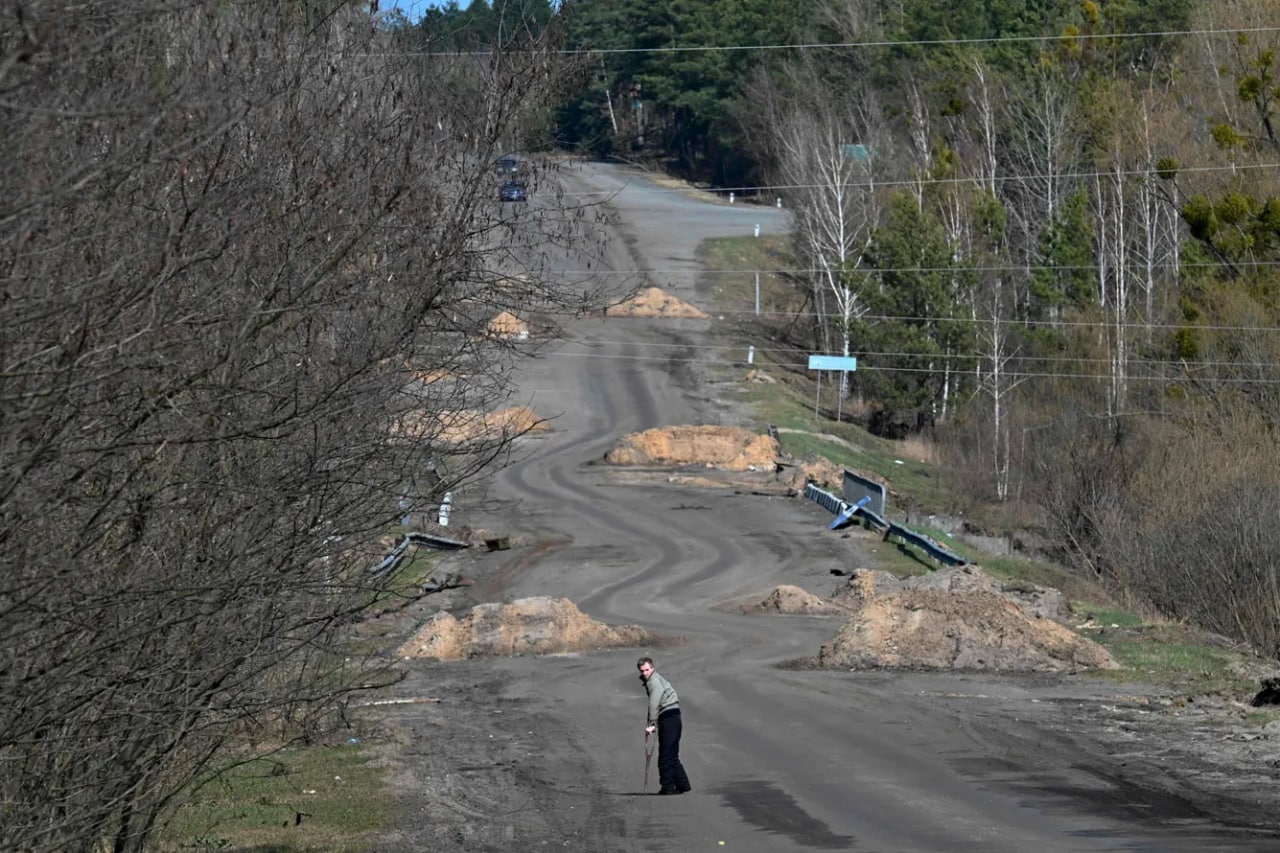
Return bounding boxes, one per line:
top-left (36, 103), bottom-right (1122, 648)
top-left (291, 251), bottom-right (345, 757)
top-left (829, 565), bottom-right (1070, 620)
top-left (605, 286), bottom-right (707, 318)
top-left (603, 425), bottom-right (778, 470)
top-left (487, 310), bottom-right (529, 340)
top-left (748, 585), bottom-right (850, 616)
top-left (601, 427), bottom-right (844, 494)
top-left (397, 596), bottom-right (654, 660)
top-left (392, 406), bottom-right (548, 445)
top-left (751, 566), bottom-right (1116, 672)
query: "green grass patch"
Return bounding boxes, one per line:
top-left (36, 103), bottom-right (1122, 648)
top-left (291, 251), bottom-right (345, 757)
top-left (1070, 605), bottom-right (1145, 629)
top-left (981, 556), bottom-right (1113, 607)
top-left (375, 546), bottom-right (443, 603)
top-left (157, 744), bottom-right (389, 852)
top-left (730, 382), bottom-right (821, 433)
top-left (846, 524), bottom-right (935, 577)
top-left (729, 385), bottom-right (953, 514)
top-left (698, 234), bottom-right (795, 317)
top-left (1243, 710), bottom-right (1280, 728)
top-left (1094, 634), bottom-right (1257, 697)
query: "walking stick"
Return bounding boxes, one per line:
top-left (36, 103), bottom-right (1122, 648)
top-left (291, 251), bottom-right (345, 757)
top-left (643, 732), bottom-right (654, 794)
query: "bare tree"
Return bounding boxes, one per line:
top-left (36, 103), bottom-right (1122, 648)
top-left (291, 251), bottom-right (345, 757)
top-left (0, 2), bottom-right (605, 851)
top-left (748, 59), bottom-right (890, 405)
top-left (1000, 62), bottom-right (1085, 318)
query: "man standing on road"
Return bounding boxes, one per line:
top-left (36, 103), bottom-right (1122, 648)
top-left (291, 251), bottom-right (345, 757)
top-left (637, 656), bottom-right (691, 795)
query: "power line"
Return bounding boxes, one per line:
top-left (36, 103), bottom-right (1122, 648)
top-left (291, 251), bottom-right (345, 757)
top-left (370, 25), bottom-right (1280, 58)
top-left (568, 26), bottom-right (1280, 56)
top-left (563, 337), bottom-right (1280, 369)
top-left (554, 259), bottom-right (1280, 276)
top-left (539, 348), bottom-right (1280, 384)
top-left (554, 160), bottom-right (1280, 201)
top-left (677, 308), bottom-right (1280, 335)
top-left (585, 302), bottom-right (1280, 333)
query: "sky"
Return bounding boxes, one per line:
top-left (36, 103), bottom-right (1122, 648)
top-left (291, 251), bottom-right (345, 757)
top-left (385, 1), bottom-right (446, 24)
top-left (384, 0), bottom-right (561, 24)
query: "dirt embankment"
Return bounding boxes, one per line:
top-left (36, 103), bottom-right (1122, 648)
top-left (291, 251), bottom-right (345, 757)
top-left (605, 286), bottom-right (707, 318)
top-left (601, 424), bottom-right (845, 492)
top-left (745, 566), bottom-right (1117, 673)
top-left (397, 596), bottom-right (656, 661)
top-left (391, 405), bottom-right (547, 445)
top-left (604, 424), bottom-right (777, 470)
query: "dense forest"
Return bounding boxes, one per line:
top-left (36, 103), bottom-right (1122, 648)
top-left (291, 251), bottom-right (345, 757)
top-left (413, 0), bottom-right (1280, 659)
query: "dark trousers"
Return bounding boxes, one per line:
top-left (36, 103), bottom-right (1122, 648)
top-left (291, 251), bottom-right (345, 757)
top-left (657, 708), bottom-right (691, 793)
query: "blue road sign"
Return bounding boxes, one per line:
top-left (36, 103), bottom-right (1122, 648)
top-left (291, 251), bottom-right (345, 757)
top-left (807, 355), bottom-right (858, 372)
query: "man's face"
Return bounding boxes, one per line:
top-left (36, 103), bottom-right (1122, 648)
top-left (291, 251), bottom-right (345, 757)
top-left (638, 662), bottom-right (654, 680)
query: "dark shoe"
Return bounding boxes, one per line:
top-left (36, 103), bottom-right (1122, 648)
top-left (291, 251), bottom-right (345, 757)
top-left (658, 788), bottom-right (682, 795)
top-left (677, 783), bottom-right (692, 793)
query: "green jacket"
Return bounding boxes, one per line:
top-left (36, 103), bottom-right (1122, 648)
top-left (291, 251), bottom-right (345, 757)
top-left (644, 670), bottom-right (680, 726)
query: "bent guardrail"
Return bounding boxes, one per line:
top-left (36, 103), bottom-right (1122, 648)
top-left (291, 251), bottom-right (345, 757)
top-left (371, 530), bottom-right (469, 576)
top-left (805, 482), bottom-right (967, 568)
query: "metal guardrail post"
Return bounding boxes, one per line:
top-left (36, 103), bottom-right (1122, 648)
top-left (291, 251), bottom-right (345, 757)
top-left (803, 483), bottom-right (965, 567)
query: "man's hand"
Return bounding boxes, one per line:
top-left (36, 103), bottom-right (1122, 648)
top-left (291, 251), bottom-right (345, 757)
top-left (645, 725), bottom-right (656, 735)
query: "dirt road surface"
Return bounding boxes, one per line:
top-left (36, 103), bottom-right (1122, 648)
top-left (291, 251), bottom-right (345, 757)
top-left (369, 162), bottom-right (1280, 852)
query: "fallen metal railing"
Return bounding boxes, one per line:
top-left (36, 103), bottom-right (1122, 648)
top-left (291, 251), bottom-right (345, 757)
top-left (805, 482), bottom-right (967, 567)
top-left (371, 530), bottom-right (469, 576)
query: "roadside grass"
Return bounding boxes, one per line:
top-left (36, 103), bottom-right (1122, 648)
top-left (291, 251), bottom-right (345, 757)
top-left (698, 234), bottom-right (1273, 703)
top-left (1090, 630), bottom-right (1265, 698)
top-left (154, 534), bottom-right (444, 851)
top-left (345, 541), bottom-right (447, 658)
top-left (156, 745), bottom-right (387, 852)
top-left (1244, 709), bottom-right (1280, 727)
top-left (372, 544), bottom-right (443, 606)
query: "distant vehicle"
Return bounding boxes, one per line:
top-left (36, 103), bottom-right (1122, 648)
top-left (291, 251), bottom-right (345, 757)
top-left (495, 155), bottom-right (520, 176)
top-left (499, 180), bottom-right (527, 202)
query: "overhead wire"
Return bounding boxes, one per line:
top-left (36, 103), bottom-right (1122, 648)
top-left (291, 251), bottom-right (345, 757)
top-left (365, 25), bottom-right (1280, 58)
top-left (553, 160), bottom-right (1280, 201)
top-left (536, 347), bottom-right (1280, 384)
top-left (544, 337), bottom-right (1280, 369)
top-left (567, 26), bottom-right (1280, 56)
top-left (632, 308), bottom-right (1280, 335)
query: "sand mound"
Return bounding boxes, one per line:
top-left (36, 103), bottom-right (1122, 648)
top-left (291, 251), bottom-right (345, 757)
top-left (398, 596), bottom-right (654, 660)
top-left (746, 585), bottom-right (850, 616)
top-left (829, 566), bottom-right (1068, 621)
top-left (777, 452), bottom-right (844, 491)
top-left (392, 406), bottom-right (548, 444)
top-left (813, 567), bottom-right (1116, 672)
top-left (606, 286), bottom-right (707, 319)
top-left (747, 566), bottom-right (1114, 673)
top-left (604, 425), bottom-right (779, 471)
top-left (487, 310), bottom-right (529, 340)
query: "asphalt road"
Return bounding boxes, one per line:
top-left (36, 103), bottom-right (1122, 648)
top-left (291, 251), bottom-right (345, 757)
top-left (377, 162), bottom-right (1279, 853)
